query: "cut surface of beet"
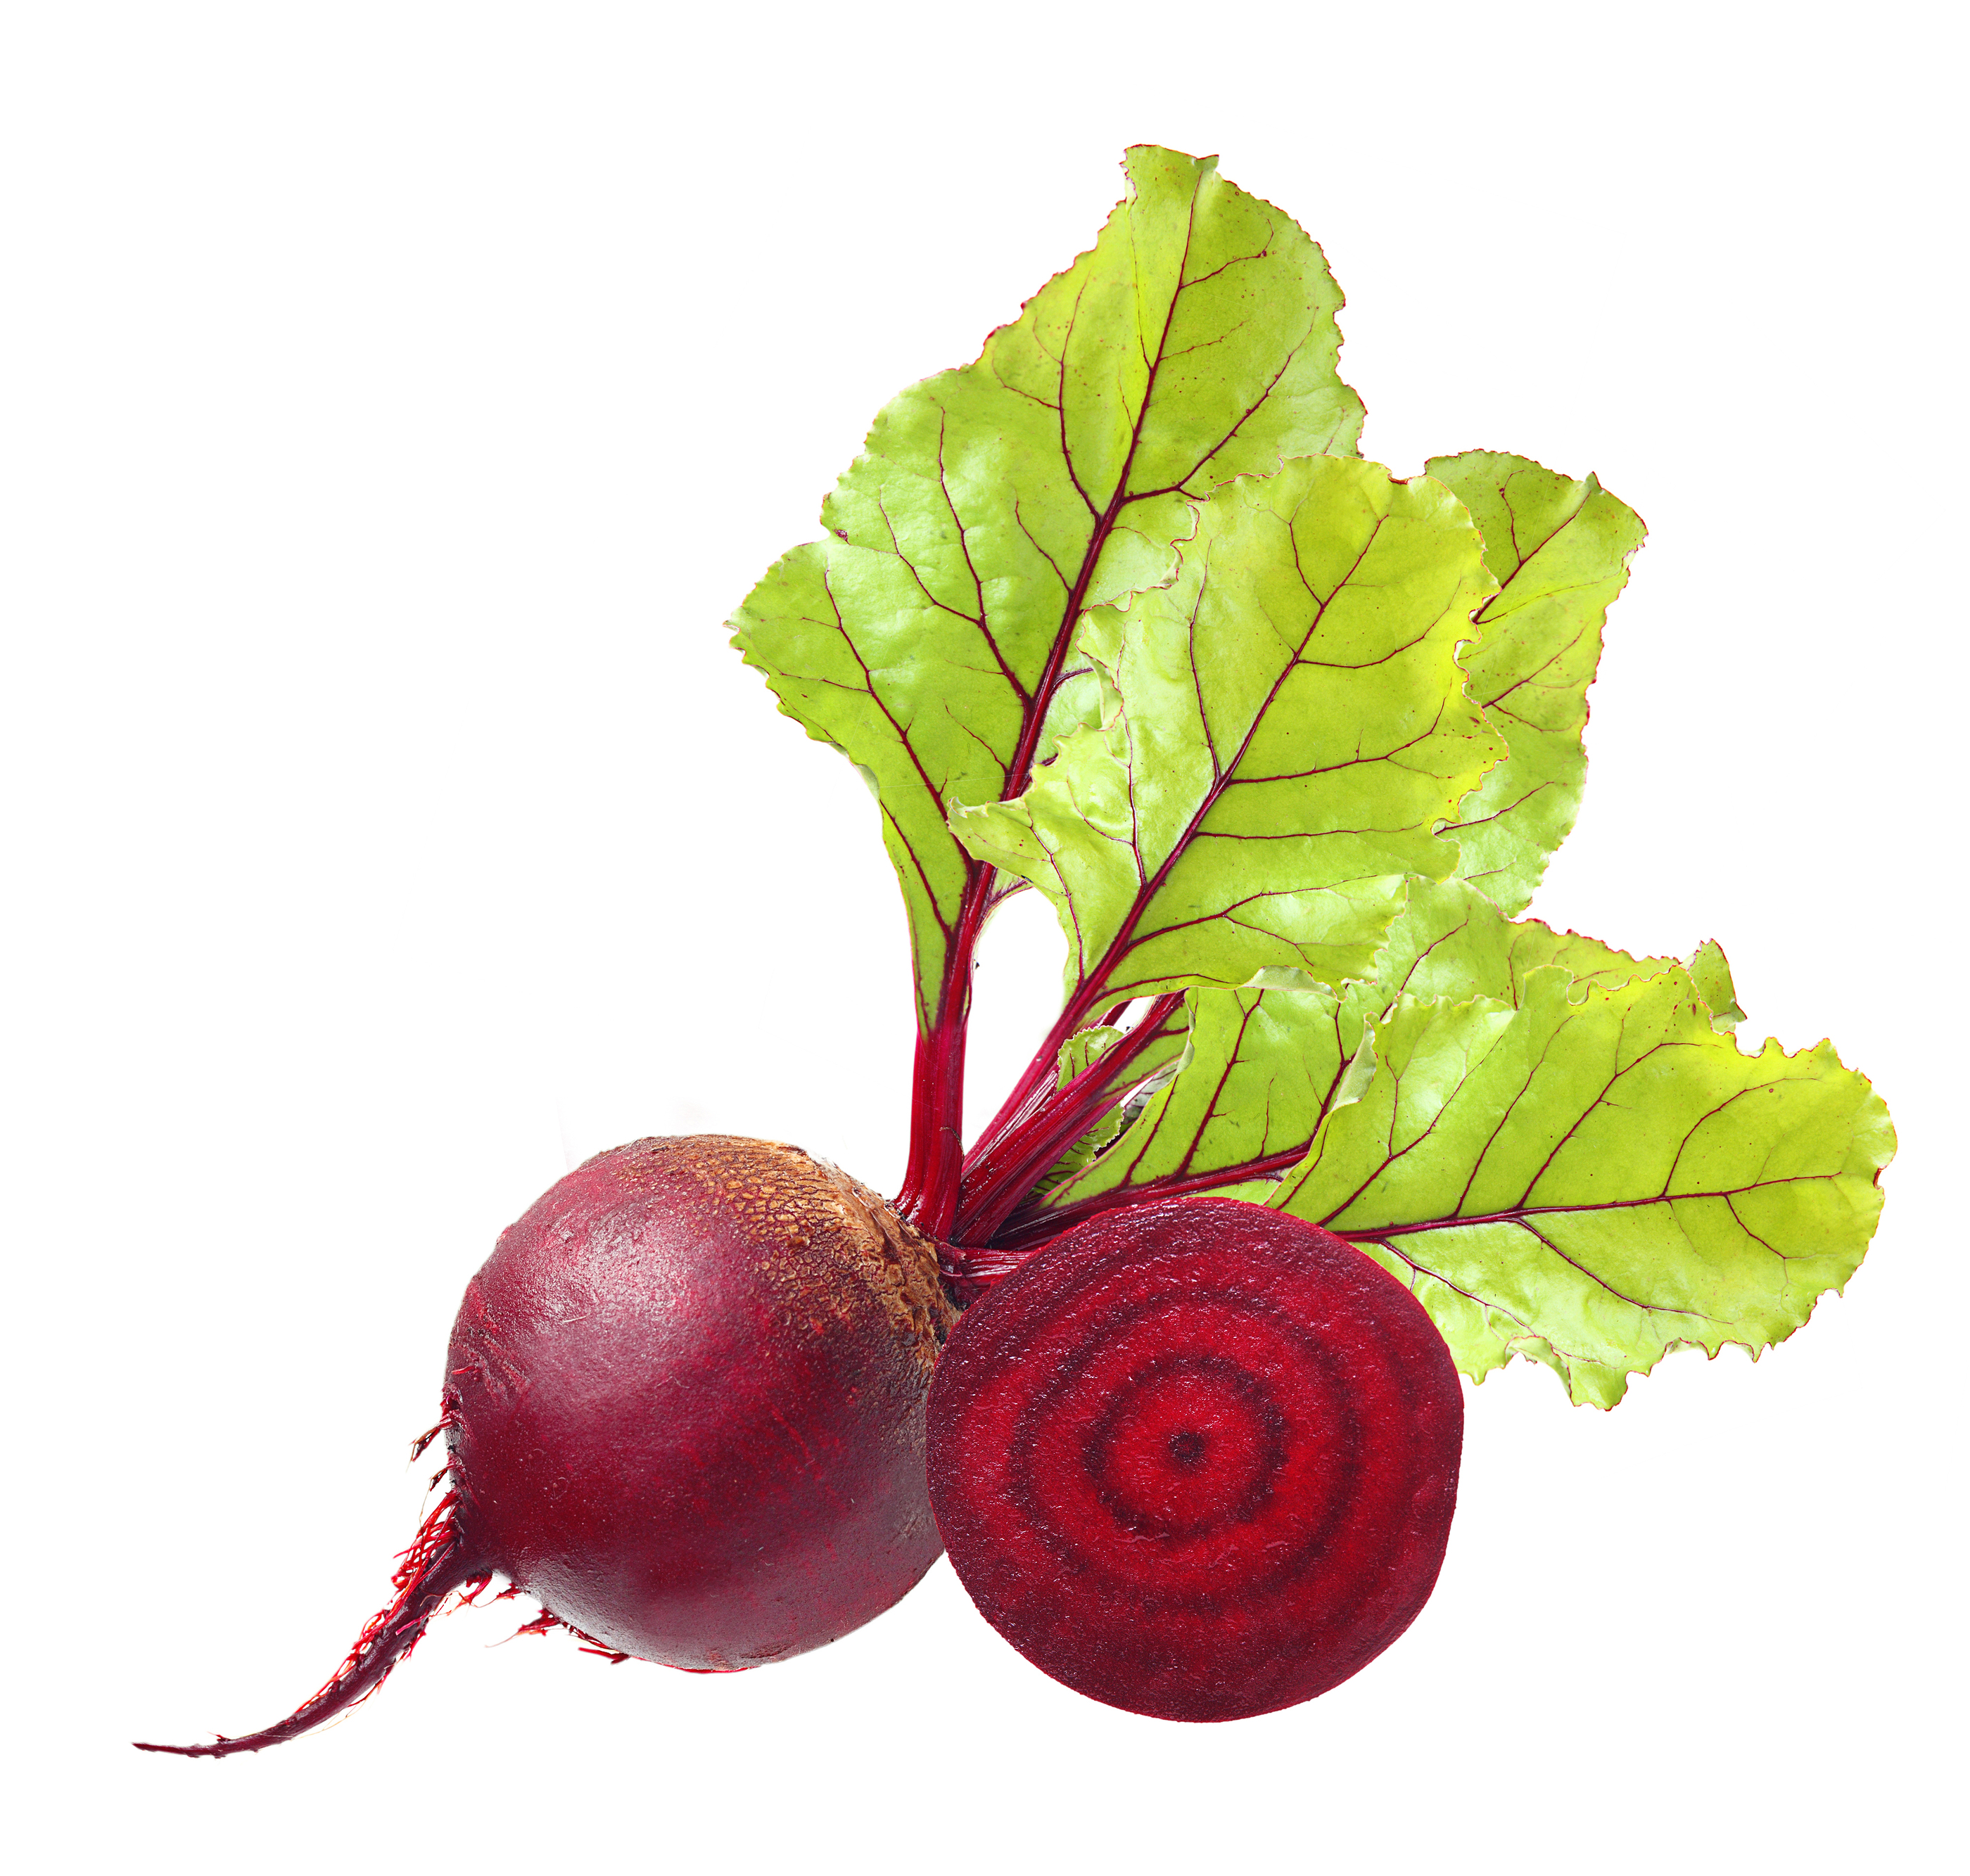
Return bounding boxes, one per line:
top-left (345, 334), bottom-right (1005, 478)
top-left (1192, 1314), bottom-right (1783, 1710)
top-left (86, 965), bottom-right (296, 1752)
top-left (927, 1198), bottom-right (1463, 1723)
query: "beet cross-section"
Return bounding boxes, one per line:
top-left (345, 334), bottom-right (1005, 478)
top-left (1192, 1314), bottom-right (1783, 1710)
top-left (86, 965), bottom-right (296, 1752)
top-left (926, 1198), bottom-right (1463, 1722)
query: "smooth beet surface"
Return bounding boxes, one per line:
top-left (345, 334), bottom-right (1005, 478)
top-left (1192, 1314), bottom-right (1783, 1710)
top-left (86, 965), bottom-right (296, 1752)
top-left (139, 1135), bottom-right (955, 1756)
top-left (449, 1133), bottom-right (955, 1669)
top-left (926, 1197), bottom-right (1463, 1723)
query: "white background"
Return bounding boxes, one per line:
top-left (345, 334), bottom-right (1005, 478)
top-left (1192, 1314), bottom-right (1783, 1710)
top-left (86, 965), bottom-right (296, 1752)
top-left (6, 4), bottom-right (1962, 1872)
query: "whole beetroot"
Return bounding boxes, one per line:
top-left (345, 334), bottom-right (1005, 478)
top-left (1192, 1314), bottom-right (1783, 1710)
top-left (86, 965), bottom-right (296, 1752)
top-left (139, 1136), bottom-right (955, 1756)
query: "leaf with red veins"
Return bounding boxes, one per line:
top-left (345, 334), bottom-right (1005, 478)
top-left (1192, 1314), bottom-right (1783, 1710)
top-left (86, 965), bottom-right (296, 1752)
top-left (950, 458), bottom-right (1505, 1016)
top-left (1271, 967), bottom-right (1893, 1407)
top-left (1027, 877), bottom-right (1672, 1224)
top-left (1045, 987), bottom-right (1366, 1215)
top-left (1427, 452), bottom-right (1647, 916)
top-left (731, 146), bottom-right (1362, 1025)
top-left (1371, 875), bottom-right (1680, 1005)
top-left (1684, 937), bottom-right (1745, 1032)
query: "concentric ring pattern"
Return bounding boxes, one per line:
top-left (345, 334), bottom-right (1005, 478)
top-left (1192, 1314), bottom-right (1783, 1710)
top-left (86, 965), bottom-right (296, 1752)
top-left (928, 1198), bottom-right (1463, 1721)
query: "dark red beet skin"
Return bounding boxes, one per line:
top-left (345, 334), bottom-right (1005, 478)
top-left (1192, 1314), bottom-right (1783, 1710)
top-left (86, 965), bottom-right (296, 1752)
top-left (449, 1135), bottom-right (955, 1670)
top-left (926, 1198), bottom-right (1463, 1723)
top-left (138, 1136), bottom-right (955, 1756)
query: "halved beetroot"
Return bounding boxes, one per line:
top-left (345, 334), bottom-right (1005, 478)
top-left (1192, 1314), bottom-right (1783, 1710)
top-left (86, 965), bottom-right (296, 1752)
top-left (926, 1197), bottom-right (1463, 1722)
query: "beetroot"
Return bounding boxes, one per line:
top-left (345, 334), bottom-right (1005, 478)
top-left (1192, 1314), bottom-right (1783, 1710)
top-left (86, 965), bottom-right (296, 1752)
top-left (137, 150), bottom-right (1879, 1752)
top-left (138, 1136), bottom-right (955, 1756)
top-left (925, 1197), bottom-right (1463, 1723)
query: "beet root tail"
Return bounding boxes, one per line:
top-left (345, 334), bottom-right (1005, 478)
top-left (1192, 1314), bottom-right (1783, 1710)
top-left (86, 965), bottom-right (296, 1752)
top-left (134, 1492), bottom-right (492, 1760)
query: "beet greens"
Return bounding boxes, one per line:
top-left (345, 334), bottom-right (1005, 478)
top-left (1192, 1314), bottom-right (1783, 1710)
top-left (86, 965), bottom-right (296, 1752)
top-left (735, 144), bottom-right (1893, 1404)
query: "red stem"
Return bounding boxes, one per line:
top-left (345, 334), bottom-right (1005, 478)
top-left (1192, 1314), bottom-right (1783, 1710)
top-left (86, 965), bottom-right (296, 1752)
top-left (989, 1144), bottom-right (1316, 1256)
top-left (953, 993), bottom-right (1186, 1244)
top-left (899, 368), bottom-right (1188, 1231)
top-left (959, 981), bottom-right (1166, 1208)
top-left (896, 1014), bottom-right (970, 1234)
top-left (898, 218), bottom-right (1223, 1235)
top-left (896, 859), bottom-right (996, 1236)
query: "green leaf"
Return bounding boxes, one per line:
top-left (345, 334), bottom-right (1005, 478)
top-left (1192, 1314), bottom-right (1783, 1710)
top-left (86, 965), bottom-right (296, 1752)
top-left (1375, 873), bottom-right (1747, 1040)
top-left (950, 459), bottom-right (1506, 1012)
top-left (1270, 968), bottom-right (1893, 1406)
top-left (1373, 875), bottom-right (1677, 1005)
top-left (732, 147), bottom-right (1364, 1023)
top-left (1686, 937), bottom-right (1746, 1032)
top-left (1055, 1023), bottom-right (1126, 1087)
top-left (1042, 876), bottom-right (1671, 1212)
top-left (1050, 987), bottom-right (1362, 1206)
top-left (1427, 452), bottom-right (1646, 914)
top-left (1032, 1009), bottom-right (1191, 1194)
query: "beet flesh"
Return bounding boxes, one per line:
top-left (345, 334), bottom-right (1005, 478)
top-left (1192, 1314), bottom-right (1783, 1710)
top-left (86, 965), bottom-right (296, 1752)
top-left (139, 1135), bottom-right (955, 1756)
top-left (925, 1197), bottom-right (1463, 1723)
